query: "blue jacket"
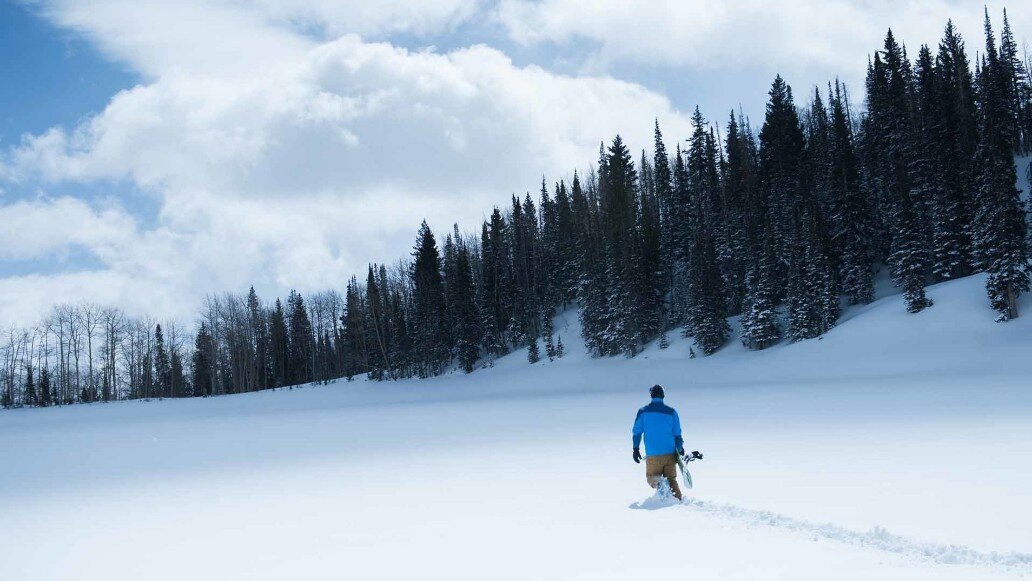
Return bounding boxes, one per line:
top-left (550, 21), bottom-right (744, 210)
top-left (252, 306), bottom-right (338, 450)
top-left (632, 398), bottom-right (683, 456)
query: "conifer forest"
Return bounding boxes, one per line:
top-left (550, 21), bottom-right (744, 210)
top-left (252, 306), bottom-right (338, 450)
top-left (3, 12), bottom-right (1031, 409)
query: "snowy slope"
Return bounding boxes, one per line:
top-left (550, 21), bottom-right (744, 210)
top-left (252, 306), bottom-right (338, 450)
top-left (1, 274), bottom-right (1031, 580)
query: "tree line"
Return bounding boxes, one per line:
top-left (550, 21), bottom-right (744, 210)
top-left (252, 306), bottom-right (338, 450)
top-left (3, 11), bottom-right (1031, 409)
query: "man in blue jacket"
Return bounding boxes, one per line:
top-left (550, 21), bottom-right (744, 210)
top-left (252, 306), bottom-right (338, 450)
top-left (632, 384), bottom-right (685, 500)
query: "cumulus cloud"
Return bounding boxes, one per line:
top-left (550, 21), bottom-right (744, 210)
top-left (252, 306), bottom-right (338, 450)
top-left (1, 0), bottom-right (695, 326)
top-left (495, 1), bottom-right (1032, 109)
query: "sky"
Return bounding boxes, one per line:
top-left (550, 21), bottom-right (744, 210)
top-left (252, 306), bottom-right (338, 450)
top-left (0, 0), bottom-right (1029, 328)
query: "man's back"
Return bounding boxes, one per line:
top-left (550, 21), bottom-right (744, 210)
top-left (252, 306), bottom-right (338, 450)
top-left (632, 397), bottom-right (683, 457)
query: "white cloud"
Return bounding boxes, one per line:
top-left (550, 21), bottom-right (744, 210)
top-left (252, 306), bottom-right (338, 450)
top-left (495, 1), bottom-right (1032, 108)
top-left (0, 197), bottom-right (136, 261)
top-left (1, 0), bottom-right (695, 326)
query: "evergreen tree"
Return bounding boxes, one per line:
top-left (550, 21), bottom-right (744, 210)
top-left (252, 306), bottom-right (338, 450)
top-left (554, 179), bottom-right (578, 306)
top-left (365, 266), bottom-right (390, 379)
top-left (542, 306), bottom-right (557, 360)
top-left (575, 166), bottom-right (617, 356)
top-left (287, 291), bottom-right (315, 384)
top-left (829, 81), bottom-right (874, 304)
top-left (973, 12), bottom-right (1031, 320)
top-left (597, 135), bottom-right (645, 354)
top-left (931, 21), bottom-right (979, 279)
top-left (452, 235), bottom-right (481, 373)
top-left (478, 209), bottom-right (511, 356)
top-left (527, 335), bottom-right (540, 364)
top-left (653, 120), bottom-right (676, 320)
top-left (154, 324), bottom-right (171, 397)
top-left (247, 286), bottom-right (270, 391)
top-left (192, 323), bottom-right (215, 397)
top-left (685, 229), bottom-right (730, 355)
top-left (170, 350), bottom-right (187, 397)
top-left (740, 222), bottom-right (782, 349)
top-left (269, 299), bottom-right (289, 387)
top-left (787, 203), bottom-right (842, 337)
top-left (411, 221), bottom-right (450, 376)
top-left (759, 75), bottom-right (806, 276)
top-left (39, 366), bottom-right (52, 407)
top-left (23, 363), bottom-right (36, 407)
top-left (341, 277), bottom-right (368, 378)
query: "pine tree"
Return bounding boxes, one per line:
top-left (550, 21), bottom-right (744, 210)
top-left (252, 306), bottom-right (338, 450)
top-left (269, 299), bottom-right (289, 387)
top-left (478, 209), bottom-right (511, 356)
top-left (973, 12), bottom-right (1031, 320)
top-left (787, 203), bottom-right (842, 338)
top-left (574, 166), bottom-right (617, 356)
top-left (154, 324), bottom-right (171, 397)
top-left (542, 306), bottom-right (557, 360)
top-left (341, 277), bottom-right (368, 378)
top-left (287, 291), bottom-right (315, 384)
top-left (759, 75), bottom-right (806, 276)
top-left (686, 229), bottom-right (730, 355)
top-left (654, 120), bottom-right (676, 324)
top-left (741, 222), bottom-right (782, 349)
top-left (411, 221), bottom-right (450, 376)
top-left (555, 334), bottom-right (565, 359)
top-left (527, 335), bottom-right (540, 364)
top-left (39, 366), bottom-right (52, 407)
top-left (170, 350), bottom-right (187, 397)
top-left (931, 21), bottom-right (979, 279)
top-left (247, 286), bottom-right (270, 391)
top-left (23, 363), bottom-right (36, 407)
top-left (452, 235), bottom-right (481, 373)
top-left (598, 135), bottom-right (643, 354)
top-left (829, 80), bottom-right (874, 304)
top-left (192, 323), bottom-right (215, 397)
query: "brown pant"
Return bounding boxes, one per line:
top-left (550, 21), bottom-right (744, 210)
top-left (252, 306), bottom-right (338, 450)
top-left (645, 453), bottom-right (682, 500)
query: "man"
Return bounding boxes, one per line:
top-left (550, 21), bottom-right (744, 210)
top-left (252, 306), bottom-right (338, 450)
top-left (632, 384), bottom-right (686, 500)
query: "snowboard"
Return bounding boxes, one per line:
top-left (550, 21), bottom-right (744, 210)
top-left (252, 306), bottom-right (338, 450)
top-left (675, 453), bottom-right (693, 490)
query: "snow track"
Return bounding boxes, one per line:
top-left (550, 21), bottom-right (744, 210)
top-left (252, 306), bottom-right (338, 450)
top-left (632, 495), bottom-right (1032, 571)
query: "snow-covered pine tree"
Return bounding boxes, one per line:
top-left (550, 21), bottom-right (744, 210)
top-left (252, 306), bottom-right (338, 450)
top-left (653, 120), bottom-right (675, 327)
top-left (686, 228), bottom-right (730, 355)
top-left (192, 323), bottom-right (216, 396)
top-left (720, 111), bottom-right (755, 315)
top-left (972, 12), bottom-right (1031, 321)
top-left (667, 144), bottom-right (692, 329)
top-left (478, 209), bottom-right (511, 356)
top-left (598, 135), bottom-right (643, 355)
top-left (527, 335), bottom-right (540, 364)
top-left (542, 305), bottom-right (556, 360)
top-left (931, 21), bottom-right (979, 279)
top-left (787, 203), bottom-right (840, 339)
top-left (452, 235), bottom-right (481, 373)
top-left (828, 80), bottom-right (874, 304)
top-left (636, 149), bottom-right (663, 345)
top-left (740, 221), bottom-right (782, 349)
top-left (341, 277), bottom-right (368, 378)
top-left (759, 75), bottom-right (806, 288)
top-left (410, 221), bottom-right (450, 376)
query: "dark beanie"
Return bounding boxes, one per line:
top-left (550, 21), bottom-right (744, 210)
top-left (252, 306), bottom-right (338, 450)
top-left (650, 384), bottom-right (665, 398)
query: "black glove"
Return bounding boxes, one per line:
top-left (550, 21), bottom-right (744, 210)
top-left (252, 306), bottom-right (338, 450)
top-left (692, 450), bottom-right (704, 460)
top-left (633, 448), bottom-right (642, 464)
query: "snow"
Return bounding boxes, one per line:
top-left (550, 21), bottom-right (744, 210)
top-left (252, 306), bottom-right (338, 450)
top-left (1, 273), bottom-right (1031, 580)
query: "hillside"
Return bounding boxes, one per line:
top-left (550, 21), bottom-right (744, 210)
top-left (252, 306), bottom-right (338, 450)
top-left (1, 273), bottom-right (1030, 580)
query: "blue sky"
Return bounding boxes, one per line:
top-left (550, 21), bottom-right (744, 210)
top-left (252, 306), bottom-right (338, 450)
top-left (0, 0), bottom-right (1026, 326)
top-left (0, 2), bottom-right (135, 141)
